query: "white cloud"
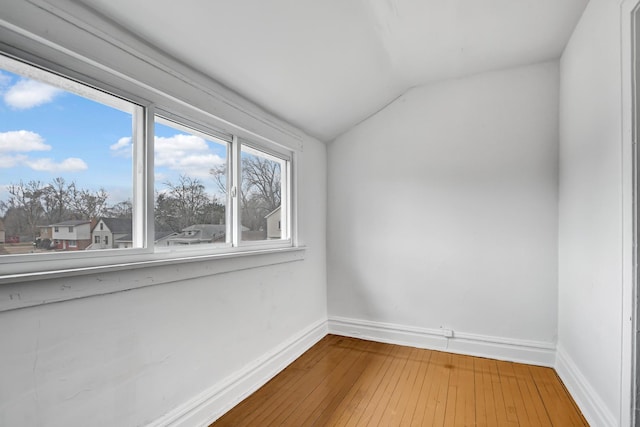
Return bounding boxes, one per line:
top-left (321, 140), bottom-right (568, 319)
top-left (4, 79), bottom-right (63, 109)
top-left (110, 136), bottom-right (133, 157)
top-left (0, 130), bottom-right (51, 152)
top-left (0, 154), bottom-right (27, 168)
top-left (172, 154), bottom-right (225, 177)
top-left (155, 134), bottom-right (210, 164)
top-left (155, 134), bottom-right (224, 177)
top-left (155, 172), bottom-right (168, 183)
top-left (24, 157), bottom-right (88, 172)
top-left (0, 131), bottom-right (87, 173)
top-left (0, 72), bottom-right (11, 88)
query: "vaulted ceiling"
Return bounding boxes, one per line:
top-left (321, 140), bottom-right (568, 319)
top-left (80, 0), bottom-right (589, 142)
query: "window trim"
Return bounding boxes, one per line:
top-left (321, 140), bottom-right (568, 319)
top-left (0, 19), bottom-right (301, 283)
top-left (0, 246), bottom-right (306, 311)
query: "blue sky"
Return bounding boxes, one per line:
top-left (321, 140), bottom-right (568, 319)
top-left (0, 67), bottom-right (227, 207)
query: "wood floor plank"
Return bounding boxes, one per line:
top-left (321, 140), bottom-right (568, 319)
top-left (411, 351), bottom-right (447, 426)
top-left (512, 363), bottom-right (553, 426)
top-left (306, 341), bottom-right (380, 426)
top-left (533, 366), bottom-right (589, 426)
top-left (442, 353), bottom-right (460, 427)
top-left (210, 335), bottom-right (588, 427)
top-left (497, 361), bottom-right (530, 426)
top-left (317, 340), bottom-right (389, 426)
top-left (331, 342), bottom-right (395, 426)
top-left (357, 344), bottom-right (412, 426)
top-left (475, 356), bottom-right (497, 427)
top-left (457, 353), bottom-right (477, 427)
top-left (214, 335), bottom-right (345, 426)
top-left (433, 352), bottom-right (453, 425)
top-left (474, 358), bottom-right (488, 426)
top-left (376, 346), bottom-right (423, 426)
top-left (489, 359), bottom-right (517, 427)
top-left (397, 345), bottom-right (433, 426)
top-left (254, 339), bottom-right (358, 426)
top-left (282, 339), bottom-right (375, 426)
top-left (216, 336), bottom-right (351, 426)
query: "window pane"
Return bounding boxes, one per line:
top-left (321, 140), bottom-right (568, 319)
top-left (154, 118), bottom-right (228, 248)
top-left (0, 56), bottom-right (138, 256)
top-left (240, 145), bottom-right (286, 241)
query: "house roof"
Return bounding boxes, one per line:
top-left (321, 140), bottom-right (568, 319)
top-left (179, 224), bottom-right (226, 240)
top-left (79, 0), bottom-right (588, 142)
top-left (116, 230), bottom-right (176, 243)
top-left (50, 220), bottom-right (91, 226)
top-left (265, 206), bottom-right (281, 219)
top-left (96, 217), bottom-right (132, 234)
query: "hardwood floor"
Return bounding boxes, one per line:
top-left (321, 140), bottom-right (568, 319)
top-left (211, 335), bottom-right (588, 426)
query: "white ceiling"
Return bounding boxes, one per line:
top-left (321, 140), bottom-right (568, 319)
top-left (80, 0), bottom-right (589, 142)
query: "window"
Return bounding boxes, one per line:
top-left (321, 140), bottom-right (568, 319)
top-left (0, 50), bottom-right (295, 277)
top-left (151, 118), bottom-right (291, 248)
top-left (240, 144), bottom-right (288, 242)
top-left (153, 117), bottom-right (229, 248)
top-left (0, 54), bottom-right (139, 258)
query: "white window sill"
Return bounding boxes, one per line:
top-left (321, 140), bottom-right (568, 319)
top-left (0, 246), bottom-right (306, 312)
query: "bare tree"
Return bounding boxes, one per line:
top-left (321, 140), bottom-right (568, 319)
top-left (107, 200), bottom-right (133, 218)
top-left (209, 155), bottom-right (281, 231)
top-left (242, 155), bottom-right (281, 213)
top-left (5, 180), bottom-right (46, 239)
top-left (69, 186), bottom-right (109, 220)
top-left (155, 175), bottom-right (223, 232)
top-left (42, 177), bottom-right (74, 224)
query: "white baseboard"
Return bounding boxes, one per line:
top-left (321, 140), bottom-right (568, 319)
top-left (555, 344), bottom-right (617, 427)
top-left (328, 316), bottom-right (556, 367)
top-left (147, 319), bottom-right (328, 427)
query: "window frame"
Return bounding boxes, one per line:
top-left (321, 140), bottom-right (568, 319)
top-left (0, 44), bottom-right (299, 282)
top-left (236, 140), bottom-right (292, 247)
top-left (152, 114), bottom-right (233, 251)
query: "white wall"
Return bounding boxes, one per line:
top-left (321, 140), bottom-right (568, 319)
top-left (327, 61), bottom-right (560, 361)
top-left (557, 0), bottom-right (629, 425)
top-left (0, 3), bottom-right (328, 426)
top-left (0, 134), bottom-right (326, 427)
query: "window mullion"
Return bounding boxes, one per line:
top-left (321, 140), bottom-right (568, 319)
top-left (231, 136), bottom-right (242, 246)
top-left (139, 104), bottom-right (155, 250)
top-left (282, 159), bottom-right (290, 240)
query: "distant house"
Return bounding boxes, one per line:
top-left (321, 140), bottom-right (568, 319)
top-left (34, 225), bottom-right (54, 250)
top-left (265, 207), bottom-right (281, 240)
top-left (115, 230), bottom-right (177, 249)
top-left (0, 219), bottom-right (5, 244)
top-left (37, 225), bottom-right (53, 240)
top-left (167, 224), bottom-right (227, 246)
top-left (51, 220), bottom-right (92, 250)
top-left (90, 218), bottom-right (132, 249)
top-left (88, 218), bottom-right (177, 249)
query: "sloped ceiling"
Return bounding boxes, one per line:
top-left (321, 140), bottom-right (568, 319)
top-left (79, 0), bottom-right (589, 142)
